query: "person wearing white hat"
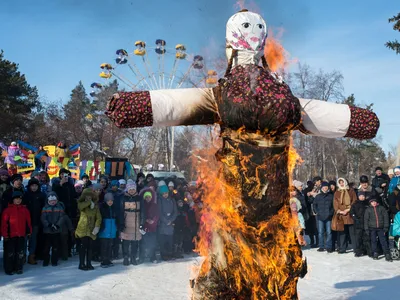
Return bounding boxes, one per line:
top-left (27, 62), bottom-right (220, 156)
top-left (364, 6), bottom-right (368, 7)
top-left (119, 179), bottom-right (127, 191)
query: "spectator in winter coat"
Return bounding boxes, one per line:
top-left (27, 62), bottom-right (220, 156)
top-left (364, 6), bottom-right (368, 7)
top-left (388, 168), bottom-right (394, 180)
top-left (108, 180), bottom-right (123, 259)
top-left (329, 181), bottom-right (337, 193)
top-left (158, 185), bottom-right (178, 261)
top-left (99, 193), bottom-right (118, 268)
top-left (81, 174), bottom-right (93, 189)
top-left (1, 191), bottom-right (32, 275)
top-left (350, 191), bottom-right (371, 257)
top-left (0, 168), bottom-right (10, 207)
top-left (76, 188), bottom-right (102, 271)
top-left (292, 181), bottom-right (309, 223)
top-left (136, 173), bottom-right (146, 193)
top-left (290, 197), bottom-right (306, 246)
top-left (52, 168), bottom-right (77, 221)
top-left (364, 198), bottom-right (392, 261)
top-left (358, 175), bottom-right (377, 203)
top-left (334, 178), bottom-right (357, 254)
top-left (99, 175), bottom-right (109, 205)
top-left (388, 166), bottom-right (400, 195)
top-left (304, 181), bottom-right (318, 248)
top-left (372, 167), bottom-right (390, 196)
top-left (120, 183), bottom-right (143, 266)
top-left (119, 179), bottom-right (127, 192)
top-left (41, 192), bottom-right (65, 266)
top-left (389, 186), bottom-right (400, 219)
top-left (39, 171), bottom-right (51, 195)
top-left (173, 199), bottom-right (192, 258)
top-left (24, 178), bottom-right (46, 265)
top-left (314, 181), bottom-right (334, 252)
top-left (2, 173), bottom-right (25, 210)
top-left (141, 190), bottom-right (160, 263)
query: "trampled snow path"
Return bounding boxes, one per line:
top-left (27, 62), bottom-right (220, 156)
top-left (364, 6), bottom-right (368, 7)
top-left (0, 244), bottom-right (399, 300)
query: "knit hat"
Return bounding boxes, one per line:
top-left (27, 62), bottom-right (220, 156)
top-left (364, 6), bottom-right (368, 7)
top-left (321, 181), bottom-right (329, 188)
top-left (12, 191), bottom-right (23, 200)
top-left (159, 185), bottom-right (169, 194)
top-left (92, 183), bottom-right (102, 191)
top-left (375, 167), bottom-right (383, 172)
top-left (119, 179), bottom-right (127, 185)
top-left (28, 178), bottom-right (40, 188)
top-left (126, 182), bottom-right (137, 192)
top-left (31, 171), bottom-right (40, 178)
top-left (292, 180), bottom-right (303, 188)
top-left (143, 191), bottom-right (152, 199)
top-left (0, 169), bottom-right (9, 177)
top-left (158, 180), bottom-right (166, 187)
top-left (359, 175), bottom-right (369, 183)
top-left (127, 179), bottom-right (135, 185)
top-left (11, 141), bottom-right (17, 146)
top-left (357, 191), bottom-right (367, 198)
top-left (394, 167), bottom-right (400, 173)
top-left (104, 192), bottom-right (114, 202)
top-left (388, 169), bottom-right (394, 175)
top-left (168, 181), bottom-right (175, 188)
top-left (369, 198), bottom-right (378, 203)
top-left (47, 192), bottom-right (58, 203)
top-left (74, 180), bottom-right (84, 187)
top-left (110, 180), bottom-right (120, 187)
top-left (11, 173), bottom-right (23, 183)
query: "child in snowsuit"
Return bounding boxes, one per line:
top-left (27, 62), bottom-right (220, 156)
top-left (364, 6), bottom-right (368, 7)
top-left (76, 188), bottom-right (102, 271)
top-left (1, 191), bottom-right (32, 275)
top-left (158, 185), bottom-right (178, 261)
top-left (120, 183), bottom-right (143, 266)
top-left (41, 192), bottom-right (65, 266)
top-left (99, 193), bottom-right (118, 268)
top-left (141, 190), bottom-right (159, 263)
top-left (364, 198), bottom-right (392, 261)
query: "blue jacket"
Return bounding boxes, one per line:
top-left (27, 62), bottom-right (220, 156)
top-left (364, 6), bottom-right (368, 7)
top-left (98, 204), bottom-right (118, 239)
top-left (391, 212), bottom-right (400, 237)
top-left (388, 176), bottom-right (400, 194)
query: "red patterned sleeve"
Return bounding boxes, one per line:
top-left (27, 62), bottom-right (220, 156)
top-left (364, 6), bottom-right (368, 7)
top-left (105, 91), bottom-right (153, 128)
top-left (344, 106), bottom-right (380, 140)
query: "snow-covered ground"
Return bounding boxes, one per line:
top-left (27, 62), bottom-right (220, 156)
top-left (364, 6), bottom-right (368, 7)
top-left (0, 244), bottom-right (398, 300)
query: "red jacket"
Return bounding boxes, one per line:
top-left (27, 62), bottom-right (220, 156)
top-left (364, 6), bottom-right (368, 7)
top-left (1, 204), bottom-right (32, 238)
top-left (143, 200), bottom-right (159, 233)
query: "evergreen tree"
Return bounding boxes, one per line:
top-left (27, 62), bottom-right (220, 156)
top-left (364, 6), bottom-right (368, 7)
top-left (0, 50), bottom-right (40, 140)
top-left (386, 13), bottom-right (400, 54)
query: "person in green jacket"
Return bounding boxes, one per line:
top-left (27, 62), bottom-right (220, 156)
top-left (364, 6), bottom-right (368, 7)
top-left (75, 188), bottom-right (102, 271)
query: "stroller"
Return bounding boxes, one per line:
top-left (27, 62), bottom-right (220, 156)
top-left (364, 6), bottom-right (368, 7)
top-left (389, 212), bottom-right (400, 260)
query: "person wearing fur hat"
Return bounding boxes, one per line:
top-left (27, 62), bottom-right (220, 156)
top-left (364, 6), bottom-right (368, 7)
top-left (313, 181), bottom-right (334, 252)
top-left (388, 167), bottom-right (400, 195)
top-left (140, 189), bottom-right (159, 263)
top-left (75, 188), bottom-right (102, 270)
top-left (158, 185), bottom-right (178, 261)
top-left (120, 182), bottom-right (143, 266)
top-left (1, 191), bottom-right (32, 275)
top-left (41, 192), bottom-right (65, 266)
top-left (350, 191), bottom-right (372, 257)
top-left (99, 193), bottom-right (119, 267)
top-left (364, 198), bottom-right (392, 261)
top-left (23, 178), bottom-right (46, 265)
top-left (334, 178), bottom-right (357, 254)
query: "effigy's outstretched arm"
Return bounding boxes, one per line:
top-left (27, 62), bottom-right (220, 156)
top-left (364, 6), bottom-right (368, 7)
top-left (106, 89), bottom-right (379, 140)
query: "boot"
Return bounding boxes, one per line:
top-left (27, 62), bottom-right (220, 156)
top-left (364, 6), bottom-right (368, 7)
top-left (123, 257), bottom-right (130, 266)
top-left (79, 264), bottom-right (88, 271)
top-left (28, 254), bottom-right (37, 265)
top-left (385, 253), bottom-right (393, 262)
top-left (373, 252), bottom-right (379, 260)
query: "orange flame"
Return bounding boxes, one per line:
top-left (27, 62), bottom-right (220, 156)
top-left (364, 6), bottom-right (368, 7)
top-left (191, 132), bottom-right (305, 298)
top-left (264, 29), bottom-right (295, 73)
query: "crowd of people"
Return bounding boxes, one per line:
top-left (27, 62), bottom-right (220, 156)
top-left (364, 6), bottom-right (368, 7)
top-left (0, 168), bottom-right (203, 275)
top-left (291, 166), bottom-right (400, 262)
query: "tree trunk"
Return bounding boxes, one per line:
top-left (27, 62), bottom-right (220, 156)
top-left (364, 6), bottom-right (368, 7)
top-left (192, 132), bottom-right (307, 299)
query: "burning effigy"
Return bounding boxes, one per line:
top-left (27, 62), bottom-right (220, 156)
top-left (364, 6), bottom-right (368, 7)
top-left (105, 9), bottom-right (379, 300)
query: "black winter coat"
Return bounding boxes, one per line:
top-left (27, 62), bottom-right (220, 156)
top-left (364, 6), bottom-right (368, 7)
top-left (314, 192), bottom-right (334, 221)
top-left (53, 180), bottom-right (77, 219)
top-left (23, 190), bottom-right (46, 227)
top-left (372, 174), bottom-right (390, 193)
top-left (389, 192), bottom-right (400, 217)
top-left (296, 190), bottom-right (309, 221)
top-left (364, 205), bottom-right (389, 231)
top-left (350, 200), bottom-right (369, 230)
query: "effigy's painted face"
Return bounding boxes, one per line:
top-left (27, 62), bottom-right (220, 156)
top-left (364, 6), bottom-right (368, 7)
top-left (226, 11), bottom-right (267, 52)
